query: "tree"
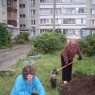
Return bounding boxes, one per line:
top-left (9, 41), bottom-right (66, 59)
top-left (0, 24), bottom-right (11, 48)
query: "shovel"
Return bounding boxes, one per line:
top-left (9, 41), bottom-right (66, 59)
top-left (50, 60), bottom-right (74, 88)
top-left (50, 60), bottom-right (75, 77)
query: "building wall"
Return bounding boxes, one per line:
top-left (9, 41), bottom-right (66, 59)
top-left (19, 0), bottom-right (95, 38)
top-left (86, 0), bottom-right (95, 28)
top-left (0, 0), bottom-right (7, 24)
top-left (7, 0), bottom-right (20, 38)
top-left (38, 0), bottom-right (87, 38)
top-left (19, 0), bottom-right (30, 31)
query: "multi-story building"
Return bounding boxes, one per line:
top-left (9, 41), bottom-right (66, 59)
top-left (0, 0), bottom-right (7, 24)
top-left (19, 0), bottom-right (95, 38)
top-left (19, 0), bottom-right (40, 38)
top-left (0, 0), bottom-right (19, 38)
top-left (7, 0), bottom-right (20, 38)
top-left (82, 0), bottom-right (95, 37)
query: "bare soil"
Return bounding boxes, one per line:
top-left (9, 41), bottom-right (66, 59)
top-left (59, 72), bottom-right (95, 95)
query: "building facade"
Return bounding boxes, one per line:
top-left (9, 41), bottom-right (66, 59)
top-left (0, 0), bottom-right (19, 38)
top-left (0, 0), bottom-right (7, 24)
top-left (19, 0), bottom-right (95, 38)
top-left (7, 0), bottom-right (20, 38)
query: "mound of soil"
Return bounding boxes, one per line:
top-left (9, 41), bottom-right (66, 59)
top-left (59, 72), bottom-right (95, 95)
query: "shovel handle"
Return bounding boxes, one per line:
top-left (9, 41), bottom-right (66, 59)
top-left (57, 60), bottom-right (74, 72)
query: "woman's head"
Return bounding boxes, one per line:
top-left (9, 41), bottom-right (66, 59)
top-left (69, 35), bottom-right (77, 45)
top-left (22, 64), bottom-right (36, 80)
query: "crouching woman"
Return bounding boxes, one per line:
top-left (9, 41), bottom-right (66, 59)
top-left (10, 64), bottom-right (46, 95)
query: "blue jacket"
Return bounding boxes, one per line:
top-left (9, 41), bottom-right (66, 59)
top-left (10, 75), bottom-right (46, 95)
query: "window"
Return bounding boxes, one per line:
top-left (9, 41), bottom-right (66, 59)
top-left (56, 0), bottom-right (62, 3)
top-left (63, 8), bottom-right (86, 14)
top-left (20, 14), bottom-right (26, 18)
top-left (2, 12), bottom-right (6, 21)
top-left (92, 0), bottom-right (95, 4)
top-left (31, 20), bottom-right (35, 25)
top-left (75, 0), bottom-right (86, 3)
top-left (55, 19), bottom-right (62, 24)
top-left (76, 18), bottom-right (86, 24)
top-left (31, 10), bottom-right (35, 15)
top-left (78, 8), bottom-right (85, 13)
top-left (40, 18), bottom-right (53, 25)
top-left (91, 19), bottom-right (95, 25)
top-left (31, 0), bottom-right (35, 5)
top-left (66, 29), bottom-right (75, 37)
top-left (40, 19), bottom-right (51, 25)
top-left (55, 8), bottom-right (62, 14)
top-left (40, 8), bottom-right (53, 15)
top-left (20, 24), bottom-right (26, 27)
top-left (63, 8), bottom-right (75, 14)
top-left (31, 30), bottom-right (36, 35)
top-left (2, 0), bottom-right (6, 6)
top-left (19, 4), bottom-right (25, 8)
top-left (63, 0), bottom-right (86, 3)
top-left (40, 0), bottom-right (52, 3)
top-left (91, 9), bottom-right (95, 14)
top-left (63, 18), bottom-right (75, 24)
top-left (63, 0), bottom-right (72, 3)
top-left (40, 29), bottom-right (46, 33)
top-left (63, 18), bottom-right (86, 24)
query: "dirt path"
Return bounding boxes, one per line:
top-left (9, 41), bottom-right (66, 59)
top-left (0, 45), bottom-right (31, 70)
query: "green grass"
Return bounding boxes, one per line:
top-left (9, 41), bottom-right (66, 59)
top-left (0, 51), bottom-right (95, 95)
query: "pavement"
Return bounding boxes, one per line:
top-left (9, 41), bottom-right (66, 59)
top-left (0, 45), bottom-right (31, 70)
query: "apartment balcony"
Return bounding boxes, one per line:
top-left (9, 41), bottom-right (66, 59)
top-left (7, 13), bottom-right (17, 26)
top-left (7, 0), bottom-right (17, 13)
top-left (7, 6), bottom-right (17, 13)
top-left (7, 20), bottom-right (17, 26)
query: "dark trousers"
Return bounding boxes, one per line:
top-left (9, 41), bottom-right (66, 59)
top-left (32, 93), bottom-right (38, 95)
top-left (61, 55), bottom-right (72, 82)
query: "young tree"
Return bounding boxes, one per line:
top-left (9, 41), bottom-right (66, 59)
top-left (0, 24), bottom-right (11, 48)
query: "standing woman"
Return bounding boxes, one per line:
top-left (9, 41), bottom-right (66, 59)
top-left (61, 35), bottom-right (82, 84)
top-left (10, 64), bottom-right (46, 95)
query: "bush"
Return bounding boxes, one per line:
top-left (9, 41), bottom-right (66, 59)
top-left (13, 32), bottom-right (30, 44)
top-left (79, 34), bottom-right (95, 56)
top-left (27, 47), bottom-right (39, 56)
top-left (32, 32), bottom-right (66, 54)
top-left (0, 24), bottom-right (12, 48)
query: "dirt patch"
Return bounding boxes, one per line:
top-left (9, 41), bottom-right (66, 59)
top-left (59, 72), bottom-right (95, 95)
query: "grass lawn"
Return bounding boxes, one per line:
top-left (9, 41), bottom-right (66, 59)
top-left (0, 51), bottom-right (95, 95)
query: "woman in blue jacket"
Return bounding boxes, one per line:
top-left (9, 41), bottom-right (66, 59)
top-left (10, 64), bottom-right (46, 95)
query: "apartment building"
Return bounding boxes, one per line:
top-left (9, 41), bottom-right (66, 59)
top-left (0, 0), bottom-right (19, 38)
top-left (83, 0), bottom-right (95, 37)
top-left (19, 0), bottom-right (95, 38)
top-left (19, 0), bottom-right (40, 38)
top-left (7, 0), bottom-right (20, 38)
top-left (0, 0), bottom-right (7, 24)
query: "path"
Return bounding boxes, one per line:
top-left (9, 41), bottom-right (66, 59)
top-left (0, 45), bottom-right (31, 70)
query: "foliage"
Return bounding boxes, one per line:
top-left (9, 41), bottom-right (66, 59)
top-left (27, 47), bottom-right (39, 56)
top-left (79, 34), bottom-right (95, 56)
top-left (13, 32), bottom-right (30, 44)
top-left (32, 32), bottom-right (66, 54)
top-left (0, 24), bottom-right (12, 48)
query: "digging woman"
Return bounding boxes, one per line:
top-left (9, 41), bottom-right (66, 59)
top-left (61, 35), bottom-right (82, 84)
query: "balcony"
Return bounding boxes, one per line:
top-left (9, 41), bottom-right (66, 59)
top-left (7, 20), bottom-right (17, 26)
top-left (7, 6), bottom-right (17, 13)
top-left (7, 13), bottom-right (17, 26)
top-left (7, 12), bottom-right (17, 20)
top-left (7, 0), bottom-right (17, 12)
